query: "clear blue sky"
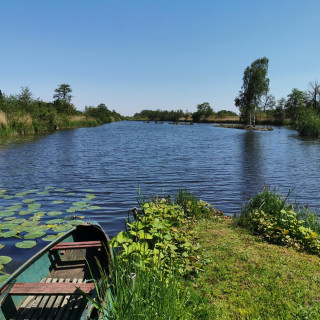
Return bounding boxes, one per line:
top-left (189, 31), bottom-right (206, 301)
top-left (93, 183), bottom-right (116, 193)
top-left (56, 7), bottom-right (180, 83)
top-left (1, 0), bottom-right (320, 116)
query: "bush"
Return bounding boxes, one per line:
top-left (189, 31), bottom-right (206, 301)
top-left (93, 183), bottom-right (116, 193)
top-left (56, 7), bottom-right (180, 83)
top-left (294, 107), bottom-right (320, 137)
top-left (237, 186), bottom-right (320, 255)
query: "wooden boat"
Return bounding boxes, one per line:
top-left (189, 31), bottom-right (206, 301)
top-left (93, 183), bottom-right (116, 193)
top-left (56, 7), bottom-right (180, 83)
top-left (0, 222), bottom-right (112, 320)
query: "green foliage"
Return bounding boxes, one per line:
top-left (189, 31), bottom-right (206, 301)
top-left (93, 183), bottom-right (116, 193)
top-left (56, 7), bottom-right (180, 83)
top-left (84, 104), bottom-right (122, 124)
top-left (192, 102), bottom-right (215, 122)
top-left (294, 106), bottom-right (320, 137)
top-left (235, 57), bottom-right (269, 126)
top-left (133, 109), bottom-right (187, 122)
top-left (215, 110), bottom-right (238, 117)
top-left (238, 186), bottom-right (320, 255)
top-left (285, 88), bottom-right (307, 122)
top-left (111, 199), bottom-right (202, 277)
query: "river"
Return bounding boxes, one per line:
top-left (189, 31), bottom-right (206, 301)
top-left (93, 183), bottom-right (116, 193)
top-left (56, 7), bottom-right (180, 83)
top-left (1, 121), bottom-right (320, 271)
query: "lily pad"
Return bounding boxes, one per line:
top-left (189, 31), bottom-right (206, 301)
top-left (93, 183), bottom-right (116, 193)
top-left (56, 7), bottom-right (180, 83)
top-left (0, 223), bottom-right (19, 230)
top-left (0, 275), bottom-right (10, 284)
top-left (87, 206), bottom-right (101, 210)
top-left (19, 210), bottom-right (34, 216)
top-left (69, 220), bottom-right (85, 226)
top-left (0, 244), bottom-right (4, 249)
top-left (2, 231), bottom-right (19, 238)
top-left (46, 219), bottom-right (64, 224)
top-left (0, 256), bottom-right (12, 264)
top-left (15, 241), bottom-right (37, 249)
top-left (22, 199), bottom-right (36, 203)
top-left (42, 235), bottom-right (59, 242)
top-left (51, 200), bottom-right (65, 204)
top-left (72, 202), bottom-right (87, 207)
top-left (53, 224), bottom-right (73, 232)
top-left (85, 194), bottom-right (96, 200)
top-left (37, 191), bottom-right (49, 195)
top-left (45, 186), bottom-right (54, 190)
top-left (0, 211), bottom-right (15, 217)
top-left (24, 231), bottom-right (46, 239)
top-left (47, 211), bottom-right (63, 216)
top-left (66, 208), bottom-right (76, 213)
top-left (7, 205), bottom-right (22, 211)
top-left (28, 203), bottom-right (41, 210)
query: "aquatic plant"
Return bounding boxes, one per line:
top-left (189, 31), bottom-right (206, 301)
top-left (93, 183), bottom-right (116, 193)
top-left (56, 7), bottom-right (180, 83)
top-left (0, 187), bottom-right (101, 280)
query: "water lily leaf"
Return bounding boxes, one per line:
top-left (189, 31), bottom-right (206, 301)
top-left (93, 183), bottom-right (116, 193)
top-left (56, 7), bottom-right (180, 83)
top-left (66, 193), bottom-right (75, 196)
top-left (47, 211), bottom-right (63, 217)
top-left (24, 231), bottom-right (46, 239)
top-left (37, 191), bottom-right (49, 195)
top-left (51, 200), bottom-right (65, 204)
top-left (69, 220), bottom-right (85, 225)
top-left (53, 224), bottom-right (73, 232)
top-left (72, 202), bottom-right (87, 207)
top-left (87, 206), bottom-right (101, 210)
top-left (84, 189), bottom-right (94, 192)
top-left (15, 192), bottom-right (28, 197)
top-left (85, 194), bottom-right (96, 200)
top-left (42, 235), bottom-right (59, 242)
top-left (4, 217), bottom-right (16, 221)
top-left (3, 196), bottom-right (14, 200)
top-left (28, 203), bottom-right (41, 210)
top-left (45, 186), bottom-right (54, 190)
top-left (22, 199), bottom-right (36, 203)
top-left (0, 244), bottom-right (4, 249)
top-left (19, 210), bottom-right (33, 216)
top-left (15, 241), bottom-right (36, 249)
top-left (46, 219), bottom-right (64, 224)
top-left (0, 275), bottom-right (10, 284)
top-left (0, 223), bottom-right (18, 230)
top-left (66, 208), bottom-right (76, 213)
top-left (7, 205), bottom-right (22, 211)
top-left (0, 256), bottom-right (12, 264)
top-left (0, 211), bottom-right (15, 217)
top-left (2, 231), bottom-right (19, 238)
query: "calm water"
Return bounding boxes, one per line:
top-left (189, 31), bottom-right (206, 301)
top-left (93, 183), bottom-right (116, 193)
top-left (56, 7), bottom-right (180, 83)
top-left (1, 121), bottom-right (320, 270)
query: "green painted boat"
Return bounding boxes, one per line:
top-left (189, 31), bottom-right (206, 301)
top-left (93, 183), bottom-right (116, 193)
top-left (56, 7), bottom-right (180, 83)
top-left (0, 222), bottom-right (112, 320)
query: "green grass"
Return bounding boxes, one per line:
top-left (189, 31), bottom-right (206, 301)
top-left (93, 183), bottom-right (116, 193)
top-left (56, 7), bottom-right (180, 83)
top-left (95, 189), bottom-right (320, 319)
top-left (193, 218), bottom-right (320, 319)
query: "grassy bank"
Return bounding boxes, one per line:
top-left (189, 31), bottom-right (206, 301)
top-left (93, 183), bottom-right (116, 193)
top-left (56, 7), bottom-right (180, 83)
top-left (89, 190), bottom-right (320, 319)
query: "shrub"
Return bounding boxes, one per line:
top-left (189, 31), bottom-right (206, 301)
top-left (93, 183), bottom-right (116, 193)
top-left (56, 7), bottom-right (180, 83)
top-left (237, 186), bottom-right (320, 255)
top-left (294, 107), bottom-right (320, 137)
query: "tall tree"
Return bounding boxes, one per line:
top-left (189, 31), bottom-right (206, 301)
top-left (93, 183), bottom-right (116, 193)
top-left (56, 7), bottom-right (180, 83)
top-left (235, 57), bottom-right (269, 126)
top-left (53, 84), bottom-right (72, 103)
top-left (53, 84), bottom-right (75, 114)
top-left (285, 88), bottom-right (307, 122)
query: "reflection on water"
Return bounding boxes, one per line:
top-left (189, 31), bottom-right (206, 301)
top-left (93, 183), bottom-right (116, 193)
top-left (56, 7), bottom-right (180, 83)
top-left (1, 122), bottom-right (320, 236)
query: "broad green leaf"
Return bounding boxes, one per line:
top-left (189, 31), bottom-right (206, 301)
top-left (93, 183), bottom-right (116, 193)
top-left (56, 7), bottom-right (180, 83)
top-left (0, 211), bottom-right (15, 217)
top-left (0, 256), bottom-right (12, 264)
top-left (0, 244), bottom-right (4, 249)
top-left (42, 235), bottom-right (59, 242)
top-left (15, 241), bottom-right (37, 249)
top-left (2, 231), bottom-right (19, 238)
top-left (24, 231), bottom-right (46, 239)
top-left (51, 200), bottom-right (65, 204)
top-left (0, 275), bottom-right (10, 284)
top-left (72, 202), bottom-right (87, 207)
top-left (87, 206), bottom-right (101, 210)
top-left (69, 220), bottom-right (85, 225)
top-left (22, 199), bottom-right (35, 203)
top-left (46, 219), bottom-right (64, 224)
top-left (47, 211), bottom-right (63, 216)
top-left (28, 203), bottom-right (41, 210)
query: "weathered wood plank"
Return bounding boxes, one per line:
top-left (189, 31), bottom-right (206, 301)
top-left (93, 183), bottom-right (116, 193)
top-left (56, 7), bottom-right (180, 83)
top-left (10, 282), bottom-right (94, 295)
top-left (51, 241), bottom-right (102, 251)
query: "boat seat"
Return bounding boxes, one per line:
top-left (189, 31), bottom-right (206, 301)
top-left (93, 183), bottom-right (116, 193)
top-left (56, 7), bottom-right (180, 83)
top-left (13, 278), bottom-right (93, 320)
top-left (50, 241), bottom-right (103, 251)
top-left (9, 282), bottom-right (95, 295)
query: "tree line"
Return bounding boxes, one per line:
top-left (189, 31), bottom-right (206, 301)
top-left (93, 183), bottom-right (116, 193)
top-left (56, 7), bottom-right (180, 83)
top-left (0, 84), bottom-right (123, 135)
top-left (133, 104), bottom-right (237, 122)
top-left (235, 57), bottom-right (320, 136)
